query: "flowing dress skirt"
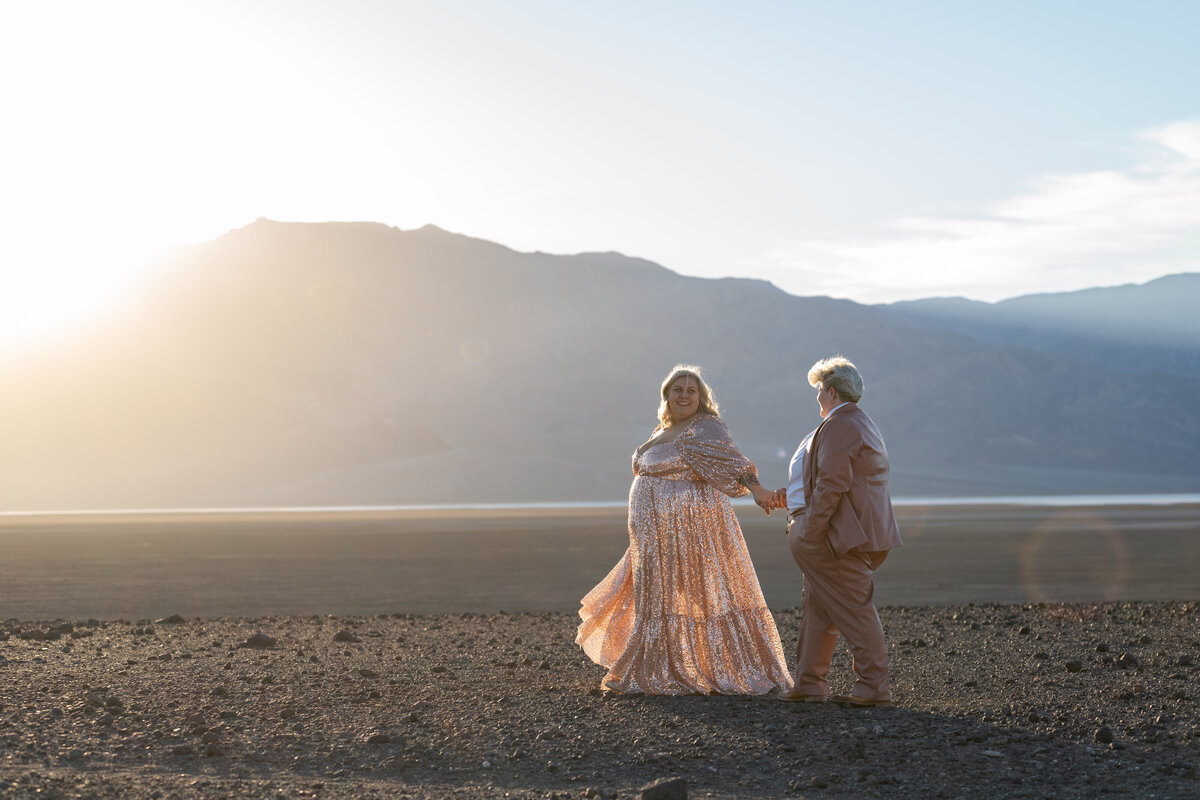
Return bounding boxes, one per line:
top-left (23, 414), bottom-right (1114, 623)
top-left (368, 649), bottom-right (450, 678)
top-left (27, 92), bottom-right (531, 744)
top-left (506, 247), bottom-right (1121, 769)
top-left (577, 470), bottom-right (793, 695)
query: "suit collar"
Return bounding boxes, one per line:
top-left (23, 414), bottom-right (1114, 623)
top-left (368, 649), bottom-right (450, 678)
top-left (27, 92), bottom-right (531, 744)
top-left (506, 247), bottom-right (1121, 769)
top-left (827, 402), bottom-right (856, 418)
top-left (805, 402), bottom-right (857, 488)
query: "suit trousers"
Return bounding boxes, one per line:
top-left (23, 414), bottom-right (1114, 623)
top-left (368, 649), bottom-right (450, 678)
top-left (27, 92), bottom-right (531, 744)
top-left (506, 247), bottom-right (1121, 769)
top-left (787, 516), bottom-right (891, 700)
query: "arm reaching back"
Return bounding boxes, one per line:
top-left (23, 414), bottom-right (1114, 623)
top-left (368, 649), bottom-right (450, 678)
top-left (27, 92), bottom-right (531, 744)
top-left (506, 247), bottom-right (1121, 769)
top-left (675, 415), bottom-right (757, 498)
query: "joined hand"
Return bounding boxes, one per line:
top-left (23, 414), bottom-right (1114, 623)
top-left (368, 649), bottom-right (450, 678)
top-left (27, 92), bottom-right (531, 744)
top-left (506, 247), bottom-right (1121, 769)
top-left (752, 486), bottom-right (788, 515)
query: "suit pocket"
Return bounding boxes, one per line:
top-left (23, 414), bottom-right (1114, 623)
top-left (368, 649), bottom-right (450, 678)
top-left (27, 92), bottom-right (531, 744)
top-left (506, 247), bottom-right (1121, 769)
top-left (827, 498), bottom-right (869, 559)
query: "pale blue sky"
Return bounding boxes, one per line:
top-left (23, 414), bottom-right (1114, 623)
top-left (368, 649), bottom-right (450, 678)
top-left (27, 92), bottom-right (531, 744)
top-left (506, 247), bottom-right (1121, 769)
top-left (1, 0), bottom-right (1198, 344)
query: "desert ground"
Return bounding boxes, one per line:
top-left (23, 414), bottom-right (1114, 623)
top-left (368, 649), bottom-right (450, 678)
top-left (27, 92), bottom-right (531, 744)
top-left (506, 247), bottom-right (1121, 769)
top-left (1, 503), bottom-right (1198, 798)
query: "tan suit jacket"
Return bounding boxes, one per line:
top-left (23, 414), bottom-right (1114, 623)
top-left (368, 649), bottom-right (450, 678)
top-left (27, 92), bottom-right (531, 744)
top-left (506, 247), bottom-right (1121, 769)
top-left (799, 403), bottom-right (902, 558)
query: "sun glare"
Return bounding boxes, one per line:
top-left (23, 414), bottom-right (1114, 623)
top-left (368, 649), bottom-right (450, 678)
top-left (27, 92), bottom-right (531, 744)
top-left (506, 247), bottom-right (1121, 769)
top-left (0, 240), bottom-right (163, 352)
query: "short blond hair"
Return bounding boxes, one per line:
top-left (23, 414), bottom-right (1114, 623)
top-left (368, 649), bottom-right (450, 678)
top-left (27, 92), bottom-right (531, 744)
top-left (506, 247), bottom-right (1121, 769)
top-left (807, 356), bottom-right (863, 403)
top-left (657, 364), bottom-right (721, 427)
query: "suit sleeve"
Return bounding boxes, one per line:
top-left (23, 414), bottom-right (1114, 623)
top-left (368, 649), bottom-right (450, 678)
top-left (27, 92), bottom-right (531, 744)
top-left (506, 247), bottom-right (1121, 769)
top-left (675, 415), bottom-right (757, 498)
top-left (801, 417), bottom-right (859, 540)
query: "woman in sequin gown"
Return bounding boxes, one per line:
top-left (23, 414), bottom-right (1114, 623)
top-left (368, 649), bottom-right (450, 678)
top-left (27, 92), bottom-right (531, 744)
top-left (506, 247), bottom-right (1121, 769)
top-left (577, 365), bottom-right (793, 695)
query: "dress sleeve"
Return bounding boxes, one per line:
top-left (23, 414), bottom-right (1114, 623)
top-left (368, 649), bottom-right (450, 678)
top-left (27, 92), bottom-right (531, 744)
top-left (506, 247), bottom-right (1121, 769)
top-left (675, 415), bottom-right (757, 497)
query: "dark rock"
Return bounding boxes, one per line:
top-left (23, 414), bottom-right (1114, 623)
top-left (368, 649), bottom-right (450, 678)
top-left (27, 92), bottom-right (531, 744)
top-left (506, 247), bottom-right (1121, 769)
top-left (641, 776), bottom-right (686, 799)
top-left (156, 614), bottom-right (185, 624)
top-left (1095, 727), bottom-right (1114, 744)
top-left (171, 744), bottom-right (194, 756)
top-left (1018, 626), bottom-right (1031, 635)
top-left (1064, 660), bottom-right (1083, 673)
top-left (333, 630), bottom-right (360, 643)
top-left (239, 633), bottom-right (277, 649)
top-left (366, 733), bottom-right (391, 744)
top-left (358, 668), bottom-right (380, 679)
top-left (1095, 643), bottom-right (1109, 652)
top-left (1117, 652), bottom-right (1139, 670)
top-left (1179, 655), bottom-right (1194, 667)
top-left (204, 743), bottom-right (224, 757)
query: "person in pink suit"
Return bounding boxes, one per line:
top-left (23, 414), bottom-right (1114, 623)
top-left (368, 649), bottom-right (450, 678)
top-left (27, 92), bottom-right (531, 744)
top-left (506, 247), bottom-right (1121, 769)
top-left (776, 356), bottom-right (903, 706)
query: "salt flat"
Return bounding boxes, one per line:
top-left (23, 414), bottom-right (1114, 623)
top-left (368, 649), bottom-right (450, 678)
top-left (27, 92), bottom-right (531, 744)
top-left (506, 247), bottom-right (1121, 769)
top-left (1, 503), bottom-right (1197, 620)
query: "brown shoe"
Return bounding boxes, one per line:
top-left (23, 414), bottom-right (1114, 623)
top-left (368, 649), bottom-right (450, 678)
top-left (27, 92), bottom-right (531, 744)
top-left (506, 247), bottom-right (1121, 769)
top-left (830, 694), bottom-right (892, 707)
top-left (777, 688), bottom-right (826, 703)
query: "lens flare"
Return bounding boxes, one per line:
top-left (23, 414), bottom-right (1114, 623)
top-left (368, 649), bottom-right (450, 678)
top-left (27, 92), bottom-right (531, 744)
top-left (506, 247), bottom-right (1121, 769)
top-left (1019, 509), bottom-right (1129, 605)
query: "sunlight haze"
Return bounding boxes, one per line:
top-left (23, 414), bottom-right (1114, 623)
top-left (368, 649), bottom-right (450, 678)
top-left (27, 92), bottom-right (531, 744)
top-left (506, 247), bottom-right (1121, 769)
top-left (2, 0), bottom-right (1198, 346)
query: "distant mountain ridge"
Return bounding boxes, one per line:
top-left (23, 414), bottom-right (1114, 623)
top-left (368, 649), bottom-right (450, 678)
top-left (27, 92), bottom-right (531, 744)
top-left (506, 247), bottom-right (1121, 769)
top-left (882, 273), bottom-right (1200, 378)
top-left (2, 219), bottom-right (1198, 510)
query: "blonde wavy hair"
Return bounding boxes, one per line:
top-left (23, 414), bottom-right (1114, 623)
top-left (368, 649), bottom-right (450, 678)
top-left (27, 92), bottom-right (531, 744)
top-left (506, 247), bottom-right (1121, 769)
top-left (657, 364), bottom-right (721, 428)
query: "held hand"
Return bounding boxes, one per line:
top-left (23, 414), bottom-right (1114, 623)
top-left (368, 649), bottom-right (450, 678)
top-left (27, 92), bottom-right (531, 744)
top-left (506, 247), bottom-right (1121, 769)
top-left (751, 486), bottom-right (776, 515)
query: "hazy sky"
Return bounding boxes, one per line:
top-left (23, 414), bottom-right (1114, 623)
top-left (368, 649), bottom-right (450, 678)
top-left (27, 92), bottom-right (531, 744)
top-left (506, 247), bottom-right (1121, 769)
top-left (2, 0), bottom-right (1198, 345)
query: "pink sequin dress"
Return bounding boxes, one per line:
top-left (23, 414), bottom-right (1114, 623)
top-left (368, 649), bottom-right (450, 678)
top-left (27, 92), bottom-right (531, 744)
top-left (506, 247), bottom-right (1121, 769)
top-left (576, 414), bottom-right (793, 695)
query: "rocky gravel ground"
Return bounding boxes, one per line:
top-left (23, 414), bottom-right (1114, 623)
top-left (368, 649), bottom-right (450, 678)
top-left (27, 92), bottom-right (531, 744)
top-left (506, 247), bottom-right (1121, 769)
top-left (1, 601), bottom-right (1198, 799)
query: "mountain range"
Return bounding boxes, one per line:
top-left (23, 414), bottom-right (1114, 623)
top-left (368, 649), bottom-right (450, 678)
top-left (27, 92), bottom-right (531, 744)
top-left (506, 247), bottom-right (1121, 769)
top-left (3, 219), bottom-right (1198, 510)
top-left (883, 275), bottom-right (1200, 379)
